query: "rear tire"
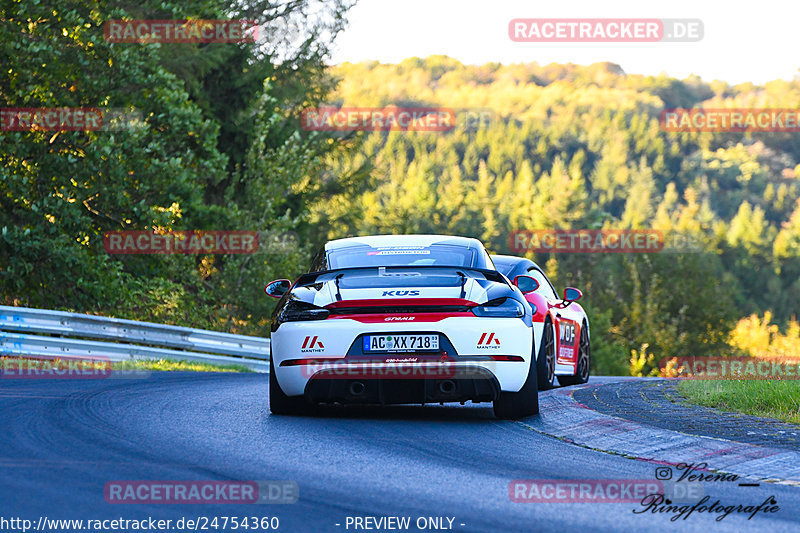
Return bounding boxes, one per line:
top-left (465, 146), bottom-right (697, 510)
top-left (269, 353), bottom-right (311, 415)
top-left (558, 321), bottom-right (590, 386)
top-left (537, 319), bottom-right (558, 390)
top-left (493, 335), bottom-right (539, 419)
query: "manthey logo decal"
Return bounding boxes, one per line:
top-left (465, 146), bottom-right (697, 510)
top-left (382, 290), bottom-right (420, 296)
top-left (301, 336), bottom-right (325, 353)
top-left (477, 332), bottom-right (501, 349)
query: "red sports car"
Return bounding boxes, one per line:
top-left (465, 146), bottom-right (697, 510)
top-left (491, 255), bottom-right (590, 389)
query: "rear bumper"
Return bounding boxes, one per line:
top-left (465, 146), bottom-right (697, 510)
top-left (271, 316), bottom-right (536, 397)
top-left (305, 368), bottom-right (500, 405)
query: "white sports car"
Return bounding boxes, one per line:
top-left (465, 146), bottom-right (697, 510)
top-left (265, 235), bottom-right (542, 419)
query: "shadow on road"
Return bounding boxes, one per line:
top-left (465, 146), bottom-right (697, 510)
top-left (266, 401), bottom-right (546, 422)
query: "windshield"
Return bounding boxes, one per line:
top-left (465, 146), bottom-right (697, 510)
top-left (327, 244), bottom-right (475, 269)
top-left (491, 260), bottom-right (515, 277)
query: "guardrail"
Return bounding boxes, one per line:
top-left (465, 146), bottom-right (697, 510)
top-left (0, 306), bottom-right (270, 372)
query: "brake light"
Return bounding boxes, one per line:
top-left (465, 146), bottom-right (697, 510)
top-left (280, 357), bottom-right (344, 366)
top-left (488, 355), bottom-right (524, 361)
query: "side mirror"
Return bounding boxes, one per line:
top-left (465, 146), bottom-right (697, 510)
top-left (265, 279), bottom-right (291, 299)
top-left (513, 275), bottom-right (539, 294)
top-left (563, 287), bottom-right (582, 302)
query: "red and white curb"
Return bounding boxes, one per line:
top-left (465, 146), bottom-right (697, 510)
top-left (518, 382), bottom-right (800, 486)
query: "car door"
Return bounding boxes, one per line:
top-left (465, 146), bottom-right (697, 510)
top-left (524, 267), bottom-right (582, 373)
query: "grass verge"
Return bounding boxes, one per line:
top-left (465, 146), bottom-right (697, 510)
top-left (1, 356), bottom-right (253, 373)
top-left (677, 379), bottom-right (800, 425)
top-left (111, 358), bottom-right (253, 373)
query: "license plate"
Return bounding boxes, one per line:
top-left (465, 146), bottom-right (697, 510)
top-left (363, 334), bottom-right (439, 353)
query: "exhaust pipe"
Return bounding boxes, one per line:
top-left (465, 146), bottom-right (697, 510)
top-left (438, 380), bottom-right (456, 394)
top-left (349, 381), bottom-right (366, 396)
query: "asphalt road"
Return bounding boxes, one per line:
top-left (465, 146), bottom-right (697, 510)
top-left (1, 373), bottom-right (799, 533)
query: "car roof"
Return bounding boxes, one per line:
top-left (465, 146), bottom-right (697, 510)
top-left (490, 254), bottom-right (543, 273)
top-left (325, 234), bottom-right (484, 251)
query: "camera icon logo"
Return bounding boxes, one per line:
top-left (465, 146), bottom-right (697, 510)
top-left (655, 467), bottom-right (673, 480)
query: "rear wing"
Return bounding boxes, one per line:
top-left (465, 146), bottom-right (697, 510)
top-left (293, 265), bottom-right (507, 288)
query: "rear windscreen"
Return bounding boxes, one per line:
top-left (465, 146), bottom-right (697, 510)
top-left (327, 244), bottom-right (475, 269)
